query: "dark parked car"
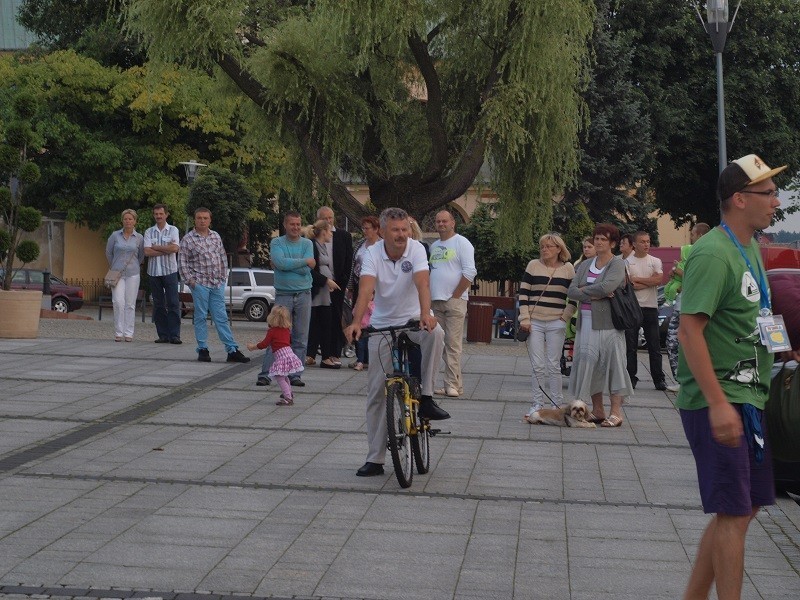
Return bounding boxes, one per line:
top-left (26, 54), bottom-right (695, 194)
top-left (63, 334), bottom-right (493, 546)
top-left (0, 268), bottom-right (84, 312)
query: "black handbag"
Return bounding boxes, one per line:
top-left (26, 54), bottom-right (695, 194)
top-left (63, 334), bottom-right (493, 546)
top-left (608, 268), bottom-right (643, 330)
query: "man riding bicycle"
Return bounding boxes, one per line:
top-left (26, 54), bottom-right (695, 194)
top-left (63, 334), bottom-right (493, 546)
top-left (345, 207), bottom-right (451, 478)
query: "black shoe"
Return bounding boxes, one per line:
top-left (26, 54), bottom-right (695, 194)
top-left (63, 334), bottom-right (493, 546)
top-left (257, 377), bottom-right (271, 386)
top-left (290, 378), bottom-right (305, 387)
top-left (154, 337), bottom-right (169, 344)
top-left (169, 337), bottom-right (182, 345)
top-left (356, 462), bottom-right (384, 477)
top-left (655, 381), bottom-right (667, 391)
top-left (198, 348), bottom-right (211, 362)
top-left (418, 395), bottom-right (450, 420)
top-left (630, 376), bottom-right (638, 389)
top-left (227, 349), bottom-right (251, 363)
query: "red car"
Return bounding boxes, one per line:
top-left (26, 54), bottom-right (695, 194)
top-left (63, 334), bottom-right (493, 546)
top-left (1, 268), bottom-right (84, 312)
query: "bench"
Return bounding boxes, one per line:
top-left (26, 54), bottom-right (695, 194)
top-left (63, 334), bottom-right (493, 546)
top-left (179, 292), bottom-right (194, 318)
top-left (97, 289), bottom-right (147, 322)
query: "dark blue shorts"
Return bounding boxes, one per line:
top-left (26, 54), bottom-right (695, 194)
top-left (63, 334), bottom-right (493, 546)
top-left (680, 405), bottom-right (775, 516)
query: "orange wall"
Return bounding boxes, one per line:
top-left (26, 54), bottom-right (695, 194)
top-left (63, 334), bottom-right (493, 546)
top-left (63, 223), bottom-right (109, 280)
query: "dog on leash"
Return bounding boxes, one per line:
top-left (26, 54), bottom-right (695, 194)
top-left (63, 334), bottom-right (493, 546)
top-left (523, 400), bottom-right (596, 428)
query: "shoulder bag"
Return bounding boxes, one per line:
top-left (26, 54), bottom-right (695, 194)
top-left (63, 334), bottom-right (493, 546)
top-left (104, 243), bottom-right (139, 288)
top-left (608, 265), bottom-right (643, 330)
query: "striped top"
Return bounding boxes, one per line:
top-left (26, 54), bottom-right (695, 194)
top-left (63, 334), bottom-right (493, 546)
top-left (518, 259), bottom-right (576, 325)
top-left (581, 259), bottom-right (607, 311)
top-left (144, 223), bottom-right (180, 277)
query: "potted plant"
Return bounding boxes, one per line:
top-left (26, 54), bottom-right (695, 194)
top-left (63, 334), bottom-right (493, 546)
top-left (0, 90), bottom-right (44, 338)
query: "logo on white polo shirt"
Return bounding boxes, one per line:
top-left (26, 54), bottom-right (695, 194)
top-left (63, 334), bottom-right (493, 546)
top-left (401, 260), bottom-right (412, 273)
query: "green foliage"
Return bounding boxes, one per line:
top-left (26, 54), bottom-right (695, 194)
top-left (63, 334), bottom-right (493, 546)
top-left (12, 92), bottom-right (38, 120)
top-left (187, 166), bottom-right (261, 253)
top-left (0, 229), bottom-right (10, 255)
top-left (564, 0), bottom-right (655, 233)
top-left (124, 0), bottom-right (596, 251)
top-left (460, 203), bottom-right (530, 288)
top-left (17, 162), bottom-right (40, 185)
top-left (610, 0), bottom-right (800, 227)
top-left (0, 83), bottom-right (43, 289)
top-left (15, 240), bottom-right (40, 264)
top-left (16, 206), bottom-right (42, 232)
top-left (0, 50), bottom-right (289, 234)
top-left (0, 146), bottom-right (18, 177)
top-left (553, 196), bottom-right (594, 257)
top-left (18, 0), bottom-right (145, 68)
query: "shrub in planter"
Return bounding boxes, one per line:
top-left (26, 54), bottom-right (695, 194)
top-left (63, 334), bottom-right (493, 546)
top-left (0, 90), bottom-right (43, 290)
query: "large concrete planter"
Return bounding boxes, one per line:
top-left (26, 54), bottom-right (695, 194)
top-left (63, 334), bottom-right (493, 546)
top-left (0, 289), bottom-right (42, 339)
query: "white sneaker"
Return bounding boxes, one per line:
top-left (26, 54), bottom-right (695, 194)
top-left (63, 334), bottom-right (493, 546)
top-left (666, 383), bottom-right (680, 392)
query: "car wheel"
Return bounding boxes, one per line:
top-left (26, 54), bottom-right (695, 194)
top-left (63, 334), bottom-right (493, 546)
top-left (245, 299), bottom-right (269, 321)
top-left (52, 298), bottom-right (70, 313)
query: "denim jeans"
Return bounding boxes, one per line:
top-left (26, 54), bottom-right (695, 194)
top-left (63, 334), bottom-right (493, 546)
top-left (150, 272), bottom-right (181, 340)
top-left (356, 336), bottom-right (369, 364)
top-left (259, 290), bottom-right (311, 380)
top-left (190, 283), bottom-right (238, 354)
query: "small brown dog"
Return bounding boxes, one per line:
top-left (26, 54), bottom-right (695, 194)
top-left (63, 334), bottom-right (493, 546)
top-left (523, 400), bottom-right (596, 428)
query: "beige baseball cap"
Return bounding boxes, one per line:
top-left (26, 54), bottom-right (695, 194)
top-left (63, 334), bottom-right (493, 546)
top-left (717, 154), bottom-right (787, 202)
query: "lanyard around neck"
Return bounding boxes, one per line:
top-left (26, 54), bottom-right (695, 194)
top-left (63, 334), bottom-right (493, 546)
top-left (719, 223), bottom-right (771, 315)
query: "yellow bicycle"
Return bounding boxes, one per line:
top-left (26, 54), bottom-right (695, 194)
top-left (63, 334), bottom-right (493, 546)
top-left (363, 320), bottom-right (430, 488)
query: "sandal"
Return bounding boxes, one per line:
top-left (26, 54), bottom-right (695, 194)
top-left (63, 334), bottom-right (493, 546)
top-left (588, 411), bottom-right (606, 424)
top-left (600, 415), bottom-right (623, 428)
top-left (275, 395), bottom-right (294, 406)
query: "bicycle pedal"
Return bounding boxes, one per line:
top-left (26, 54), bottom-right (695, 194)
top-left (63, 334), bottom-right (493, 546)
top-left (429, 428), bottom-right (451, 436)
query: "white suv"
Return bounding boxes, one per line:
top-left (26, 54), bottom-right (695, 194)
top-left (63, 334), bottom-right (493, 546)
top-left (226, 268), bottom-right (276, 321)
top-left (181, 268), bottom-right (276, 321)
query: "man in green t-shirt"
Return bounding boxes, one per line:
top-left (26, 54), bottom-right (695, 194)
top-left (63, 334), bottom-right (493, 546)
top-left (676, 154), bottom-right (799, 600)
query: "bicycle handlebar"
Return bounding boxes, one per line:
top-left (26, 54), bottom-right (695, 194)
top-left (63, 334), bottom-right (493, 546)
top-left (361, 320), bottom-right (421, 336)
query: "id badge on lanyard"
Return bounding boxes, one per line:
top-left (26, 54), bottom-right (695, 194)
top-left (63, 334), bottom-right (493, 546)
top-left (721, 223), bottom-right (787, 354)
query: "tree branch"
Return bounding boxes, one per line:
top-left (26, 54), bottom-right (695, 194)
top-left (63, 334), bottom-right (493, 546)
top-left (407, 31), bottom-right (448, 183)
top-left (215, 53), bottom-right (367, 224)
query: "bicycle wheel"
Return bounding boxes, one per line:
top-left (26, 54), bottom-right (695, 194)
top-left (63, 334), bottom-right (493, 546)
top-left (411, 414), bottom-right (430, 474)
top-left (386, 381), bottom-right (413, 488)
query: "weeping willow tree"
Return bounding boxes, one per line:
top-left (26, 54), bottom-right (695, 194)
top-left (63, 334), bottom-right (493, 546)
top-left (123, 0), bottom-right (594, 249)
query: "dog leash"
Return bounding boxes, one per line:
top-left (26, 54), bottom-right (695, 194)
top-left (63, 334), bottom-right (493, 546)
top-left (523, 338), bottom-right (563, 408)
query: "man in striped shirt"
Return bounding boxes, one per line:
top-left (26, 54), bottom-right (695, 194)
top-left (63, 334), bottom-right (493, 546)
top-left (144, 204), bottom-right (182, 344)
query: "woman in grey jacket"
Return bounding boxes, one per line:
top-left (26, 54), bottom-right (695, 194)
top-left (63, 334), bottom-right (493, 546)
top-left (567, 223), bottom-right (633, 427)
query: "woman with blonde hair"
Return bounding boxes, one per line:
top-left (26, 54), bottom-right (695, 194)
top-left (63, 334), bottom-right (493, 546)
top-left (519, 233), bottom-right (576, 420)
top-left (305, 219), bottom-right (341, 368)
top-left (105, 208), bottom-right (144, 342)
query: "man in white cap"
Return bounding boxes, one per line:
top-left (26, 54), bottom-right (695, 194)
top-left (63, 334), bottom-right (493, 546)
top-left (676, 154), bottom-right (800, 600)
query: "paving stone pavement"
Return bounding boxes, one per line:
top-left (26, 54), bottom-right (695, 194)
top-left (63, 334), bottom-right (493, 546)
top-left (0, 316), bottom-right (798, 599)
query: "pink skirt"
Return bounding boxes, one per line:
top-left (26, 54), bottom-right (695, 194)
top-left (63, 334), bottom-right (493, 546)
top-left (269, 346), bottom-right (304, 377)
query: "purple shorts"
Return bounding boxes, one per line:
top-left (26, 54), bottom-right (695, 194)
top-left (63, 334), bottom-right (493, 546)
top-left (680, 404), bottom-right (775, 516)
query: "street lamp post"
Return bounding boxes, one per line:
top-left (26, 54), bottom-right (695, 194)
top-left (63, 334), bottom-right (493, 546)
top-left (179, 160), bottom-right (207, 234)
top-left (694, 0), bottom-right (742, 174)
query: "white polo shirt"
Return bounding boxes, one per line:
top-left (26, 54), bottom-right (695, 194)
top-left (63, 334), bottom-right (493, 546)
top-left (361, 239), bottom-right (429, 328)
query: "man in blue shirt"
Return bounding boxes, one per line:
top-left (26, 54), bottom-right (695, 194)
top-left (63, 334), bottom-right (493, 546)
top-left (256, 211), bottom-right (315, 387)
